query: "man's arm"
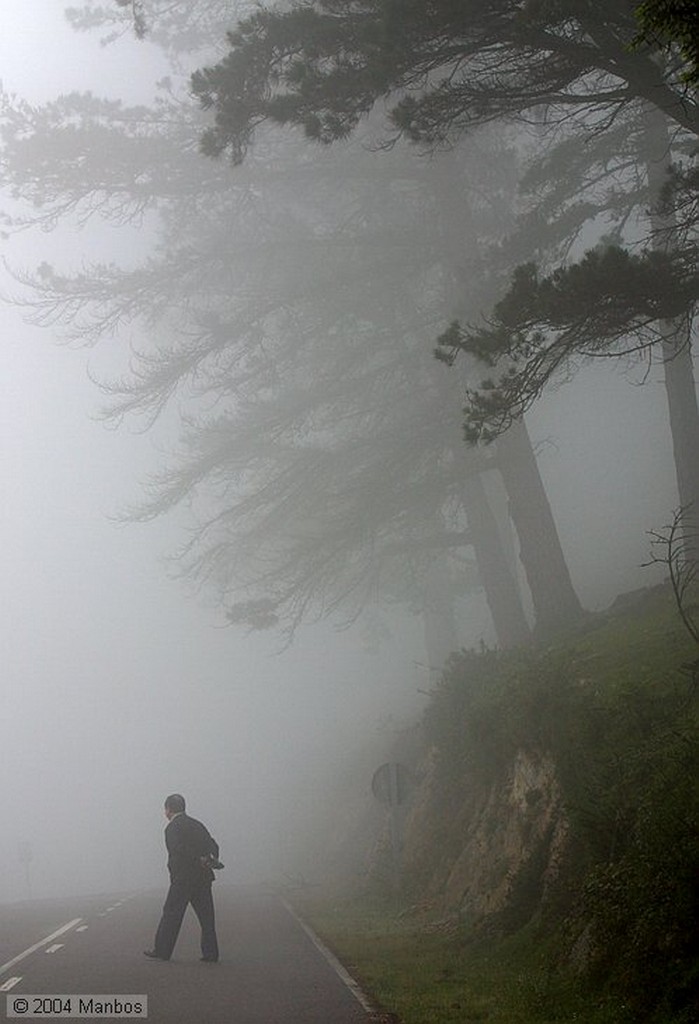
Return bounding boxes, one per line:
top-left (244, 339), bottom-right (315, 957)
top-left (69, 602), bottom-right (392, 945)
top-left (165, 819), bottom-right (189, 880)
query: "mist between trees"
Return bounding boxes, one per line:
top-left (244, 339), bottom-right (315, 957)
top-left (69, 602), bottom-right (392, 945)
top-left (0, 0), bottom-right (697, 668)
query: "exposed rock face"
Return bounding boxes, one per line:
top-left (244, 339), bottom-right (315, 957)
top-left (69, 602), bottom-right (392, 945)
top-left (400, 746), bottom-right (569, 929)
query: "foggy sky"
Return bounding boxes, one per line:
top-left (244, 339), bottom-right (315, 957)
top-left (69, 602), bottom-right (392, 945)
top-left (0, 3), bottom-right (676, 903)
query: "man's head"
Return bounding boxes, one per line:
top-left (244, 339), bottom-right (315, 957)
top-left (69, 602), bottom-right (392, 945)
top-left (164, 793), bottom-right (186, 819)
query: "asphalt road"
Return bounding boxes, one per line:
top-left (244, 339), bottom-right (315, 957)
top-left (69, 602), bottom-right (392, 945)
top-left (0, 887), bottom-right (376, 1023)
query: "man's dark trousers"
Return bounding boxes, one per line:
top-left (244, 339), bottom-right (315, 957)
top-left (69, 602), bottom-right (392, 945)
top-left (154, 879), bottom-right (218, 961)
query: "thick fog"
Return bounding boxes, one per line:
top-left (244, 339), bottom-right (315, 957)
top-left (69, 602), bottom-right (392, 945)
top-left (0, 290), bottom-right (433, 898)
top-left (0, 3), bottom-right (679, 903)
top-left (0, 3), bottom-right (421, 902)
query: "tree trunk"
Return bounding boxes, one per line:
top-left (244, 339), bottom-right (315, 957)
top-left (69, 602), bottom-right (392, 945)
top-left (460, 467), bottom-right (531, 648)
top-left (661, 340), bottom-right (699, 553)
top-left (496, 419), bottom-right (584, 635)
top-left (430, 150), bottom-right (582, 634)
top-left (422, 554), bottom-right (460, 677)
top-left (643, 105), bottom-right (699, 560)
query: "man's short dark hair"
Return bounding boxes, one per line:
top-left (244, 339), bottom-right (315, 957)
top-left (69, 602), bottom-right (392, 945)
top-left (165, 793), bottom-right (186, 814)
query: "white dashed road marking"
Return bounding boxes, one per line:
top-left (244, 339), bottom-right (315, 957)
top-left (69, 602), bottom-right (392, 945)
top-left (0, 918), bottom-right (82, 977)
top-left (0, 977), bottom-right (22, 992)
top-left (45, 944), bottom-right (64, 954)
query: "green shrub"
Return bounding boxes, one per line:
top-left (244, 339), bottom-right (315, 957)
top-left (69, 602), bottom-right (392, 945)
top-left (419, 587), bottom-right (699, 1019)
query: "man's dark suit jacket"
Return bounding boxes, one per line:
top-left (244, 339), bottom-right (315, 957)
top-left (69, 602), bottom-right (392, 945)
top-left (165, 813), bottom-right (219, 886)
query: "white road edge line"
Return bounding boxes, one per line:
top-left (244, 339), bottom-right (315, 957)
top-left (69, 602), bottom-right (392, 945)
top-left (0, 977), bottom-right (22, 992)
top-left (281, 898), bottom-right (374, 1015)
top-left (0, 918), bottom-right (82, 977)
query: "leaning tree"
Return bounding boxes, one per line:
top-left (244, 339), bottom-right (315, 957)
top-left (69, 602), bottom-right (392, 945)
top-left (0, 0), bottom-right (587, 653)
top-left (189, 0), bottom-right (699, 551)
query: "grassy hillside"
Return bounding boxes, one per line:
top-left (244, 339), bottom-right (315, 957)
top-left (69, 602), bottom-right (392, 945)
top-left (296, 583), bottom-right (699, 1023)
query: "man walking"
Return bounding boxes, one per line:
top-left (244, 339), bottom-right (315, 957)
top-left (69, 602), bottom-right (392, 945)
top-left (144, 794), bottom-right (221, 963)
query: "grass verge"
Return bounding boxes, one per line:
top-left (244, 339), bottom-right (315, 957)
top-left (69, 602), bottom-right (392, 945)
top-left (295, 897), bottom-right (635, 1024)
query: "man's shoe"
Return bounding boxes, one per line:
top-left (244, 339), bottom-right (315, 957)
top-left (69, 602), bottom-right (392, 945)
top-left (200, 956), bottom-right (218, 963)
top-left (143, 950), bottom-right (168, 960)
